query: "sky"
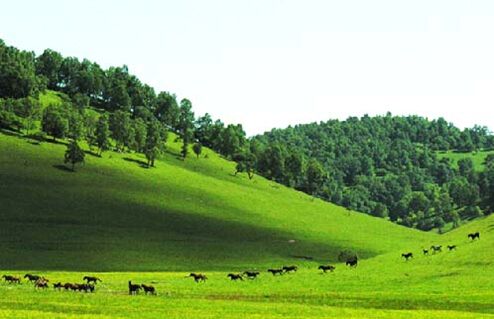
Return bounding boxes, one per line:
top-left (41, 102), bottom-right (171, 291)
top-left (1, 0), bottom-right (494, 135)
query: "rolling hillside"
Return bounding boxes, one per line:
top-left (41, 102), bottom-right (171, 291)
top-left (0, 130), bottom-right (434, 271)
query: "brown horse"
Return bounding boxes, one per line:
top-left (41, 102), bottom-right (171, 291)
top-left (188, 273), bottom-right (208, 283)
top-left (2, 275), bottom-right (21, 284)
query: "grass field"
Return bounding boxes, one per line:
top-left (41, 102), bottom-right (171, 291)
top-left (0, 214), bottom-right (492, 318)
top-left (437, 149), bottom-right (494, 171)
top-left (1, 109), bottom-right (493, 318)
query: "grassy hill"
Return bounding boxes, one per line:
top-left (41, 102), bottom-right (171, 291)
top-left (0, 131), bottom-right (434, 271)
top-left (437, 149), bottom-right (494, 171)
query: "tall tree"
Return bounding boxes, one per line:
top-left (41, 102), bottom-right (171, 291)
top-left (178, 99), bottom-right (195, 159)
top-left (95, 114), bottom-right (110, 156)
top-left (64, 140), bottom-right (85, 171)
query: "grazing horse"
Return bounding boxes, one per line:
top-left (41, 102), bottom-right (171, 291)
top-left (267, 268), bottom-right (284, 276)
top-left (423, 249), bottom-right (429, 256)
top-left (79, 284), bottom-right (95, 293)
top-left (447, 245), bottom-right (457, 251)
top-left (83, 276), bottom-right (102, 284)
top-left (243, 271), bottom-right (260, 279)
top-left (227, 273), bottom-right (244, 281)
top-left (430, 245), bottom-right (442, 253)
top-left (63, 283), bottom-right (75, 290)
top-left (318, 265), bottom-right (336, 273)
top-left (401, 252), bottom-right (413, 261)
top-left (282, 265), bottom-right (298, 273)
top-left (2, 275), bottom-right (21, 284)
top-left (141, 284), bottom-right (156, 295)
top-left (24, 274), bottom-right (41, 283)
top-left (128, 281), bottom-right (141, 295)
top-left (346, 257), bottom-right (358, 267)
top-left (188, 273), bottom-right (208, 283)
top-left (53, 282), bottom-right (63, 290)
top-left (468, 232), bottom-right (480, 240)
top-left (34, 279), bottom-right (49, 289)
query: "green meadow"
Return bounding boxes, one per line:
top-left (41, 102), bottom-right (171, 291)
top-left (437, 149), bottom-right (494, 171)
top-left (0, 130), bottom-right (493, 318)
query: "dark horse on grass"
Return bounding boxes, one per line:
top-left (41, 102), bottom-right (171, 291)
top-left (468, 232), bottom-right (480, 240)
top-left (401, 252), bottom-right (413, 261)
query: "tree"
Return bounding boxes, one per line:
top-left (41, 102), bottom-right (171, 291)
top-left (305, 159), bottom-right (326, 195)
top-left (95, 114), bottom-right (110, 156)
top-left (144, 120), bottom-right (164, 167)
top-left (64, 140), bottom-right (85, 171)
top-left (41, 106), bottom-right (68, 141)
top-left (155, 91), bottom-right (179, 129)
top-left (178, 99), bottom-right (194, 159)
top-left (133, 118), bottom-right (147, 152)
top-left (110, 110), bottom-right (132, 152)
top-left (234, 151), bottom-right (257, 179)
top-left (35, 49), bottom-right (63, 90)
top-left (193, 143), bottom-right (202, 158)
top-left (0, 40), bottom-right (43, 98)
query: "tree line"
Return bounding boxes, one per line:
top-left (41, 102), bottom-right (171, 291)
top-left (1, 38), bottom-right (493, 230)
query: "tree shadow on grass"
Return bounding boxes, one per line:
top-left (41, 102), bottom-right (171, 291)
top-left (84, 150), bottom-right (100, 158)
top-left (52, 164), bottom-right (74, 173)
top-left (123, 157), bottom-right (149, 169)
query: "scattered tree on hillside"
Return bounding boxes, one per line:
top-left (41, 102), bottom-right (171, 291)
top-left (64, 140), bottom-right (85, 171)
top-left (178, 99), bottom-right (194, 159)
top-left (41, 105), bottom-right (68, 141)
top-left (193, 142), bottom-right (202, 158)
top-left (95, 114), bottom-right (110, 156)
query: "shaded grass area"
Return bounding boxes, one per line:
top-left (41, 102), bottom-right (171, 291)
top-left (0, 132), bottom-right (434, 270)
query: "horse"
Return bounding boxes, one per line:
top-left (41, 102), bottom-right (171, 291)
top-left (447, 245), bottom-right (457, 251)
top-left (267, 268), bottom-right (284, 276)
top-left (141, 284), bottom-right (156, 295)
top-left (346, 257), bottom-right (358, 267)
top-left (24, 274), bottom-right (41, 283)
top-left (318, 265), bottom-right (335, 273)
top-left (401, 252), bottom-right (413, 261)
top-left (83, 276), bottom-right (102, 284)
top-left (227, 273), bottom-right (244, 281)
top-left (79, 284), bottom-right (95, 293)
top-left (63, 283), bottom-right (76, 290)
top-left (53, 282), bottom-right (63, 290)
top-left (34, 279), bottom-right (49, 289)
top-left (423, 249), bottom-right (429, 256)
top-left (243, 271), bottom-right (260, 279)
top-left (430, 245), bottom-right (442, 253)
top-left (2, 275), bottom-right (21, 284)
top-left (128, 281), bottom-right (141, 295)
top-left (468, 232), bottom-right (480, 240)
top-left (282, 265), bottom-right (298, 273)
top-left (188, 273), bottom-right (207, 283)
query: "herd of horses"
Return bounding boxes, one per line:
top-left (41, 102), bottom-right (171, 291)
top-left (1, 231), bottom-right (481, 296)
top-left (401, 231), bottom-right (480, 261)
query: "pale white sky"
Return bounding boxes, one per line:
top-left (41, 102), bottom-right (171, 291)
top-left (1, 0), bottom-right (494, 135)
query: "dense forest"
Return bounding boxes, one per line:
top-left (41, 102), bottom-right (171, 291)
top-left (1, 38), bottom-right (493, 231)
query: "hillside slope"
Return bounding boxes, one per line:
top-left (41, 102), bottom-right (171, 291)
top-left (0, 131), bottom-right (434, 271)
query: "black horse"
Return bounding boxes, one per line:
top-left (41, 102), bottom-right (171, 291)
top-left (423, 249), bottom-right (429, 256)
top-left (267, 268), bottom-right (284, 276)
top-left (227, 273), bottom-right (244, 281)
top-left (318, 265), bottom-right (335, 273)
top-left (468, 232), bottom-right (480, 240)
top-left (282, 265), bottom-right (298, 273)
top-left (430, 245), bottom-right (442, 253)
top-left (243, 271), bottom-right (260, 279)
top-left (346, 257), bottom-right (358, 267)
top-left (141, 284), bottom-right (156, 295)
top-left (447, 245), bottom-right (457, 251)
top-left (128, 281), bottom-right (141, 295)
top-left (401, 252), bottom-right (413, 261)
top-left (24, 274), bottom-right (41, 283)
top-left (83, 276), bottom-right (102, 284)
